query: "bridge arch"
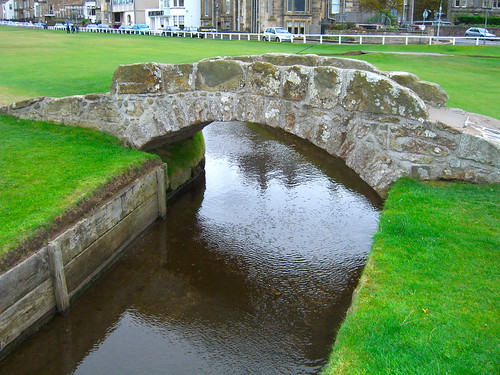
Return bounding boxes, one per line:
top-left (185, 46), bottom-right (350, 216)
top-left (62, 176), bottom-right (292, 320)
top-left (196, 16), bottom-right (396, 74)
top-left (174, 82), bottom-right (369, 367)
top-left (2, 53), bottom-right (498, 196)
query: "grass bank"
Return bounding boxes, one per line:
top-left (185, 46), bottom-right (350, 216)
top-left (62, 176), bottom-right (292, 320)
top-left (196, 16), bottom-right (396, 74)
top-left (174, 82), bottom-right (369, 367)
top-left (0, 27), bottom-right (499, 118)
top-left (326, 178), bottom-right (500, 374)
top-left (0, 114), bottom-right (159, 272)
top-left (1, 27), bottom-right (499, 372)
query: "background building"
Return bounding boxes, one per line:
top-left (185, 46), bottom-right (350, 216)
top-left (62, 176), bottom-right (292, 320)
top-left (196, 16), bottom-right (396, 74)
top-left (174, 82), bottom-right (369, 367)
top-left (2, 0), bottom-right (15, 19)
top-left (447, 0), bottom-right (500, 21)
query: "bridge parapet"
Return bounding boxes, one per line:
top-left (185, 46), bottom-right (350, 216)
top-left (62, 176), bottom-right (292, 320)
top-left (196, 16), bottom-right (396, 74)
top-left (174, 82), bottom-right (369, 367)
top-left (1, 54), bottom-right (498, 196)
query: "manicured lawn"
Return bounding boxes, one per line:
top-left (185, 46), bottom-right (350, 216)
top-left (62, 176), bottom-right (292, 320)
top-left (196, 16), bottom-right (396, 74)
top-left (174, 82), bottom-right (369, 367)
top-left (325, 179), bottom-right (500, 374)
top-left (0, 27), bottom-right (499, 118)
top-left (0, 114), bottom-right (158, 271)
top-left (0, 26), bottom-right (498, 373)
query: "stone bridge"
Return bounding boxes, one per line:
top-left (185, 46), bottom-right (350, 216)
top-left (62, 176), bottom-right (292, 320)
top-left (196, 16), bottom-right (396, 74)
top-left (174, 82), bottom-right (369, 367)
top-left (1, 53), bottom-right (499, 196)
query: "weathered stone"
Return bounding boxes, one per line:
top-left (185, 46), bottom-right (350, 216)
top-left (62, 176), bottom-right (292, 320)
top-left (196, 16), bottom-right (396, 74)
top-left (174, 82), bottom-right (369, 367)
top-left (45, 96), bottom-right (85, 118)
top-left (195, 60), bottom-right (244, 91)
top-left (317, 56), bottom-right (380, 73)
top-left (310, 66), bottom-right (341, 107)
top-left (1, 54), bottom-right (498, 196)
top-left (387, 71), bottom-right (449, 107)
top-left (282, 65), bottom-right (310, 101)
top-left (246, 61), bottom-right (281, 97)
top-left (343, 70), bottom-right (428, 119)
top-left (110, 63), bottom-right (163, 94)
top-left (163, 63), bottom-right (195, 93)
top-left (261, 53), bottom-right (320, 67)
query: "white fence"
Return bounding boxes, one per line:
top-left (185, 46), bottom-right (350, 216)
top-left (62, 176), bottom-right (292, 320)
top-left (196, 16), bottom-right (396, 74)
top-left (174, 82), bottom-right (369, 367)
top-left (3, 22), bottom-right (499, 46)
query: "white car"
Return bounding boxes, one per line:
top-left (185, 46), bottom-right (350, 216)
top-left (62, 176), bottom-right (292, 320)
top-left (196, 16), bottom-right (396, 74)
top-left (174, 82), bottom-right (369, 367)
top-left (465, 27), bottom-right (496, 39)
top-left (263, 27), bottom-right (294, 42)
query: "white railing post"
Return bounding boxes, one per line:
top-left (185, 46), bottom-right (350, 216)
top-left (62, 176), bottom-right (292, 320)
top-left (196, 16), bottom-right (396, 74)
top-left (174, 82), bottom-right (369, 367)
top-left (382, 36), bottom-right (385, 45)
top-left (360, 36), bottom-right (363, 45)
top-left (405, 36), bottom-right (408, 45)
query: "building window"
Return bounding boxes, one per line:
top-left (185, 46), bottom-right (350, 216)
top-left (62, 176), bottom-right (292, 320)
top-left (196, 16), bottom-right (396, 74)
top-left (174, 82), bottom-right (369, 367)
top-left (204, 0), bottom-right (209, 16)
top-left (494, 0), bottom-right (500, 7)
top-left (331, 0), bottom-right (340, 13)
top-left (226, 0), bottom-right (230, 13)
top-left (179, 15), bottom-right (184, 27)
top-left (287, 0), bottom-right (307, 12)
top-left (173, 15), bottom-right (177, 25)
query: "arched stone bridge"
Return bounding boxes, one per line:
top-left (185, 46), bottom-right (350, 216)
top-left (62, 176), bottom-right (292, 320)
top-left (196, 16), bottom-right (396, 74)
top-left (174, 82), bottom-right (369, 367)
top-left (2, 53), bottom-right (499, 196)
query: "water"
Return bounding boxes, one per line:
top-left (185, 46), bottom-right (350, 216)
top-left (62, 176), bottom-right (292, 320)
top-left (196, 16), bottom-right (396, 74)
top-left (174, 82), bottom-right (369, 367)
top-left (0, 122), bottom-right (381, 375)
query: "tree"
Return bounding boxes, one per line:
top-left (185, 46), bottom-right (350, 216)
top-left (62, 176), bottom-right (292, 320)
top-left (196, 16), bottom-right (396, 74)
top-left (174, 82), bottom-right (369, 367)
top-left (414, 0), bottom-right (448, 21)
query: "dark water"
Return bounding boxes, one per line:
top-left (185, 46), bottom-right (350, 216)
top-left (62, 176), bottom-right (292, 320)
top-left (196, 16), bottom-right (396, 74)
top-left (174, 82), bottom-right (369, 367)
top-left (0, 122), bottom-right (381, 375)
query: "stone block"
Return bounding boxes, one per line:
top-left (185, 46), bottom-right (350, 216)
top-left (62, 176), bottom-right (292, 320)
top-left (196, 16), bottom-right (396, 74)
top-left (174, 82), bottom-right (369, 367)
top-left (318, 56), bottom-right (380, 73)
top-left (282, 66), bottom-right (310, 101)
top-left (195, 60), bottom-right (244, 91)
top-left (111, 63), bottom-right (163, 94)
top-left (246, 62), bottom-right (282, 97)
top-left (343, 70), bottom-right (428, 119)
top-left (163, 63), bottom-right (195, 93)
top-left (261, 53), bottom-right (319, 67)
top-left (387, 71), bottom-right (449, 107)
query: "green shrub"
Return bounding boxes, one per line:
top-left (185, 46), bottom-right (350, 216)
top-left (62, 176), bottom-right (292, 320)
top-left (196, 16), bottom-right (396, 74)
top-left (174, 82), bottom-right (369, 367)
top-left (455, 15), bottom-right (500, 26)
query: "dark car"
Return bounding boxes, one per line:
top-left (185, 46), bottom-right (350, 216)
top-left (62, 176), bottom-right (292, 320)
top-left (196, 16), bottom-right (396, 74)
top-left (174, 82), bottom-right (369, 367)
top-left (183, 26), bottom-right (203, 38)
top-left (118, 24), bottom-right (134, 34)
top-left (162, 25), bottom-right (181, 37)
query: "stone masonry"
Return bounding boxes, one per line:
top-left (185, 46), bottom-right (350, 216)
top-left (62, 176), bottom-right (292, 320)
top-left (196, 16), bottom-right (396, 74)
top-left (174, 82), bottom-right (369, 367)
top-left (1, 53), bottom-right (499, 197)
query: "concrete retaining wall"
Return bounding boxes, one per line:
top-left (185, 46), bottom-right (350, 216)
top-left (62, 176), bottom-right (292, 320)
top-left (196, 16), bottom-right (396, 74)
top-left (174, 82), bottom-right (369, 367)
top-left (0, 164), bottom-right (167, 360)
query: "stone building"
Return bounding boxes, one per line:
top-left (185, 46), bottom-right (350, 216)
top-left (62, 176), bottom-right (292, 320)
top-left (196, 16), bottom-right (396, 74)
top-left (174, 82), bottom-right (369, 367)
top-left (447, 0), bottom-right (500, 21)
top-left (200, 0), bottom-right (361, 33)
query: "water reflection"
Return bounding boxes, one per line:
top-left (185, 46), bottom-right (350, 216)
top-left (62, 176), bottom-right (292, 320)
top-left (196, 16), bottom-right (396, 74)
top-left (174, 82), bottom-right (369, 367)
top-left (0, 122), bottom-right (380, 375)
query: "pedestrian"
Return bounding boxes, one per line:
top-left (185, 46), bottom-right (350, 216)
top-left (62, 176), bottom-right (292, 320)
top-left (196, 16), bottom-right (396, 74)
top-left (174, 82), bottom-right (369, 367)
top-left (66, 23), bottom-right (70, 33)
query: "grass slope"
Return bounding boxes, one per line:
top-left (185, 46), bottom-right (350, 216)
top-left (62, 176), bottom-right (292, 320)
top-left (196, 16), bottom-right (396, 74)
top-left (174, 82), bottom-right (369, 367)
top-left (326, 178), bottom-right (500, 374)
top-left (1, 27), bottom-right (499, 118)
top-left (0, 114), bottom-right (158, 270)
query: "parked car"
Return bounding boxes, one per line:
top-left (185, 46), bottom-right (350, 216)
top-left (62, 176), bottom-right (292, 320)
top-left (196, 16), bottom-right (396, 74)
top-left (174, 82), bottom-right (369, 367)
top-left (53, 23), bottom-right (65, 30)
top-left (133, 24), bottom-right (150, 35)
top-left (162, 25), bottom-right (181, 37)
top-left (118, 24), bottom-right (134, 34)
top-left (464, 27), bottom-right (496, 39)
top-left (263, 27), bottom-right (294, 42)
top-left (86, 23), bottom-right (98, 31)
top-left (97, 24), bottom-right (112, 32)
top-left (34, 22), bottom-right (47, 29)
top-left (183, 26), bottom-right (203, 38)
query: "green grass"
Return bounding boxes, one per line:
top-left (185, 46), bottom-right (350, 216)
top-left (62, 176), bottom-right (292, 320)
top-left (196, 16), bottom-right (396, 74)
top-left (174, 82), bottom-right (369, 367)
top-left (1, 27), bottom-right (499, 118)
top-left (325, 178), bottom-right (500, 374)
top-left (154, 132), bottom-right (206, 180)
top-left (0, 114), bottom-right (158, 268)
top-left (1, 27), bottom-right (499, 372)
